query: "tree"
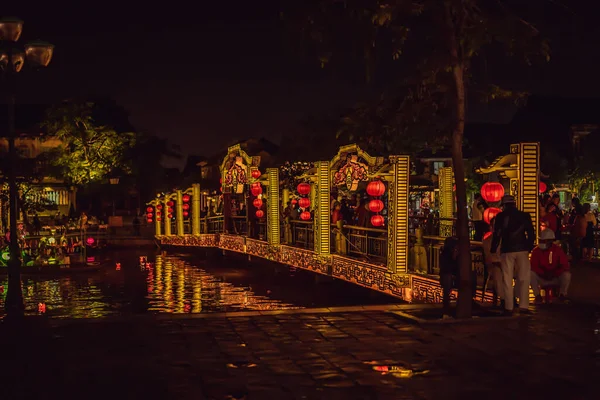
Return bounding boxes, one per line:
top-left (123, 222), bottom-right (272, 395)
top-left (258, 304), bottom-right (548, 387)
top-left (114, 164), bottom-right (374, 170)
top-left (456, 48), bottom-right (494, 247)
top-left (41, 101), bottom-right (136, 185)
top-left (285, 0), bottom-right (549, 318)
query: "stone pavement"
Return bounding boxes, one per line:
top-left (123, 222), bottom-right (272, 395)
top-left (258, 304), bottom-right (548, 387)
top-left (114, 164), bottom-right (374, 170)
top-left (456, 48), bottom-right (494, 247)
top-left (1, 303), bottom-right (598, 400)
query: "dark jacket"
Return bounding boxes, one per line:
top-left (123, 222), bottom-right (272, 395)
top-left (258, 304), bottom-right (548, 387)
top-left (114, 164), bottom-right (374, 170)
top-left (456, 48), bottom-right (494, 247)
top-left (491, 206), bottom-right (535, 254)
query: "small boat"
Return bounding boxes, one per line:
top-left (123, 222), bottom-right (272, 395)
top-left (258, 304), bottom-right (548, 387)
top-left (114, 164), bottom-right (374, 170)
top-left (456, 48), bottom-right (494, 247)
top-left (0, 261), bottom-right (109, 276)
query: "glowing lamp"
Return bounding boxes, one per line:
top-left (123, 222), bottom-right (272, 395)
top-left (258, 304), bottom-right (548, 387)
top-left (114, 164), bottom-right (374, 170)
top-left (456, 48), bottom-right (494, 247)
top-left (167, 213), bottom-right (173, 219)
top-left (298, 198), bottom-right (310, 209)
top-left (167, 207), bottom-right (173, 213)
top-left (147, 218), bottom-right (153, 224)
top-left (116, 262), bottom-right (121, 271)
top-left (146, 212), bottom-right (153, 219)
top-left (300, 211), bottom-right (311, 221)
top-left (291, 199), bottom-right (297, 206)
top-left (251, 170), bottom-right (261, 179)
top-left (253, 198), bottom-right (263, 208)
top-left (367, 180), bottom-right (386, 197)
top-left (251, 182), bottom-right (263, 196)
top-left (0, 17), bottom-right (23, 41)
top-left (371, 215), bottom-right (385, 227)
top-left (182, 194), bottom-right (190, 202)
top-left (480, 182), bottom-right (504, 203)
top-left (86, 237), bottom-right (95, 245)
top-left (24, 40), bottom-right (54, 67)
top-left (156, 204), bottom-right (163, 210)
top-left (182, 203), bottom-right (190, 210)
top-left (167, 201), bottom-right (174, 207)
top-left (297, 182), bottom-right (311, 195)
top-left (483, 207), bottom-right (501, 224)
top-left (368, 199), bottom-right (384, 213)
top-left (539, 181), bottom-right (547, 193)
top-left (256, 210), bottom-right (264, 218)
top-left (146, 206), bottom-right (153, 213)
top-left (183, 211), bottom-right (189, 218)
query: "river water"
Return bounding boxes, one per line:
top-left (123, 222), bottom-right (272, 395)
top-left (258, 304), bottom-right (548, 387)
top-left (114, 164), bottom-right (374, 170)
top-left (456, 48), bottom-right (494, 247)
top-left (0, 248), bottom-right (401, 319)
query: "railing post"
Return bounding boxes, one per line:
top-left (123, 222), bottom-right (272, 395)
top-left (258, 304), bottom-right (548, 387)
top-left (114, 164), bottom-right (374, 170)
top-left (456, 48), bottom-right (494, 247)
top-left (267, 168), bottom-right (280, 245)
top-left (439, 166), bottom-right (454, 237)
top-left (176, 190), bottom-right (184, 236)
top-left (314, 161), bottom-right (330, 256)
top-left (192, 184), bottom-right (201, 235)
top-left (387, 156), bottom-right (410, 274)
top-left (164, 197), bottom-right (172, 236)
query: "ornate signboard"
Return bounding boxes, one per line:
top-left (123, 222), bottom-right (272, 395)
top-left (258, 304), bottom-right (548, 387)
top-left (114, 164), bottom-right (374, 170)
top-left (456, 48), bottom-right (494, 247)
top-left (333, 154), bottom-right (368, 191)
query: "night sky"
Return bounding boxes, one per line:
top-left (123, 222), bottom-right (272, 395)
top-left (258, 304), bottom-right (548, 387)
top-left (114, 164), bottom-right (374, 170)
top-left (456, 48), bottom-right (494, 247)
top-left (5, 1), bottom-right (600, 164)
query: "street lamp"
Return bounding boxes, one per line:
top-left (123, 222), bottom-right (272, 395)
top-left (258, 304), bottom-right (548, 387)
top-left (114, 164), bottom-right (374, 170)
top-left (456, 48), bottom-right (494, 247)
top-left (0, 16), bottom-right (54, 317)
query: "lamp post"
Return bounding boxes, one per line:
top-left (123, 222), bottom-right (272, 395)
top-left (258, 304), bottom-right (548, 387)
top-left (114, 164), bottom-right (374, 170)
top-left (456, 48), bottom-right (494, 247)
top-left (0, 17), bottom-right (54, 317)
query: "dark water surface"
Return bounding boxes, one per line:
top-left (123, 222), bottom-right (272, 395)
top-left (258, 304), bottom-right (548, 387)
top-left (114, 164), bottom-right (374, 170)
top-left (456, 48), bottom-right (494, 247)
top-left (0, 248), bottom-right (401, 319)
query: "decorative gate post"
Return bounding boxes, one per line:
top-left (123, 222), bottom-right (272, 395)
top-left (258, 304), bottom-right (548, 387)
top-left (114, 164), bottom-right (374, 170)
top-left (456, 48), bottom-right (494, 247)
top-left (163, 197), bottom-right (172, 236)
top-left (176, 190), bottom-right (184, 236)
top-left (314, 161), bottom-right (331, 256)
top-left (267, 168), bottom-right (280, 245)
top-left (387, 156), bottom-right (410, 274)
top-left (439, 166), bottom-right (455, 237)
top-left (192, 183), bottom-right (201, 235)
top-left (516, 142), bottom-right (540, 244)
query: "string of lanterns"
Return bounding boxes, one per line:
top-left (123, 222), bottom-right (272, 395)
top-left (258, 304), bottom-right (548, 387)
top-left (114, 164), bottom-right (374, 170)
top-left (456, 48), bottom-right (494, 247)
top-left (251, 177), bottom-right (264, 219)
top-left (297, 182), bottom-right (311, 221)
top-left (182, 194), bottom-right (190, 219)
top-left (480, 182), bottom-right (503, 224)
top-left (366, 179), bottom-right (386, 227)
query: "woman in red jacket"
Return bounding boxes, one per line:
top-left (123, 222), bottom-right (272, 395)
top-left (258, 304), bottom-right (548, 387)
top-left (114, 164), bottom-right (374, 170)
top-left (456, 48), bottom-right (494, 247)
top-left (530, 229), bottom-right (571, 304)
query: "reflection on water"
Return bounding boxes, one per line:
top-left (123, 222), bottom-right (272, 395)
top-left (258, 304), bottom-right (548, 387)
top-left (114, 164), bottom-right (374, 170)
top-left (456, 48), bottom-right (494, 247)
top-left (0, 252), bottom-right (303, 319)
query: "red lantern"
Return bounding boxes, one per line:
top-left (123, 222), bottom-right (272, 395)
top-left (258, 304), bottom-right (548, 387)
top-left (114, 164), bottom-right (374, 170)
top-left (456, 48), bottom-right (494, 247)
top-left (298, 198), bottom-right (310, 209)
top-left (156, 204), bottom-right (163, 210)
top-left (167, 201), bottom-right (174, 207)
top-left (253, 198), bottom-right (263, 208)
top-left (256, 210), bottom-right (264, 218)
top-left (539, 181), bottom-right (547, 193)
top-left (167, 207), bottom-right (173, 214)
top-left (251, 182), bottom-right (263, 196)
top-left (251, 169), bottom-right (261, 179)
top-left (156, 211), bottom-right (161, 216)
top-left (182, 194), bottom-right (190, 202)
top-left (146, 206), bottom-right (153, 213)
top-left (146, 212), bottom-right (153, 219)
top-left (167, 213), bottom-right (173, 219)
top-left (483, 231), bottom-right (492, 241)
top-left (291, 199), bottom-right (297, 206)
top-left (182, 203), bottom-right (190, 210)
top-left (371, 215), bottom-right (385, 227)
top-left (183, 211), bottom-right (189, 217)
top-left (483, 207), bottom-right (501, 224)
top-left (300, 211), bottom-right (311, 221)
top-left (147, 218), bottom-right (153, 224)
top-left (367, 180), bottom-right (386, 197)
top-left (297, 182), bottom-right (311, 196)
top-left (480, 182), bottom-right (504, 203)
top-left (368, 199), bottom-right (384, 213)
top-left (156, 217), bottom-right (162, 222)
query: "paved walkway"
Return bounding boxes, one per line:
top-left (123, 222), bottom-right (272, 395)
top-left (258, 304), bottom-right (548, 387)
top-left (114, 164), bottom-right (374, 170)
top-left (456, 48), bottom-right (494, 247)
top-left (1, 303), bottom-right (598, 400)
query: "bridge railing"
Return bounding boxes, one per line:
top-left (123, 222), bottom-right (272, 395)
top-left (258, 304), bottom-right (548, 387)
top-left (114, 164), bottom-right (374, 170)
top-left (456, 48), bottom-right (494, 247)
top-left (207, 216), bottom-right (224, 234)
top-left (409, 216), bottom-right (476, 239)
top-left (344, 225), bottom-right (387, 261)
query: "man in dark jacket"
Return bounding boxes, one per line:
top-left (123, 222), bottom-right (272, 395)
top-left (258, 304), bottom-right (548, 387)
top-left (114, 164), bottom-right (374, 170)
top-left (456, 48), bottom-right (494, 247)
top-left (491, 195), bottom-right (536, 314)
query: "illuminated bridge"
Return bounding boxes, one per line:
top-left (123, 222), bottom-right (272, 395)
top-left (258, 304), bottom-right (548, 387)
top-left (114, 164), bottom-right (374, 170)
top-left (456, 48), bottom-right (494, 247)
top-left (150, 142), bottom-right (540, 303)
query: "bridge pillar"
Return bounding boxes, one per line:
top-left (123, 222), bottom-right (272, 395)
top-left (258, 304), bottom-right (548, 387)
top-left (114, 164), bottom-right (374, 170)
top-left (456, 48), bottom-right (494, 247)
top-left (439, 166), bottom-right (454, 237)
top-left (514, 142), bottom-right (540, 244)
top-left (164, 197), bottom-right (172, 236)
top-left (192, 184), bottom-right (201, 235)
top-left (176, 190), bottom-right (185, 236)
top-left (314, 161), bottom-right (331, 256)
top-left (387, 156), bottom-right (410, 274)
top-left (267, 168), bottom-right (280, 245)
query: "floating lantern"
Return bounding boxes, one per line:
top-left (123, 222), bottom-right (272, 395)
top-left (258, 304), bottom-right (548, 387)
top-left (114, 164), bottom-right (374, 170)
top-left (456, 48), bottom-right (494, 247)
top-left (480, 182), bottom-right (504, 203)
top-left (256, 209), bottom-right (264, 218)
top-left (182, 203), bottom-right (190, 210)
top-left (253, 198), bottom-right (263, 208)
top-left (297, 182), bottom-right (311, 195)
top-left (371, 215), bottom-right (385, 227)
top-left (146, 206), bottom-right (153, 213)
top-left (300, 211), bottom-right (311, 221)
top-left (368, 199), bottom-right (384, 213)
top-left (367, 180), bottom-right (386, 197)
top-left (539, 181), bottom-right (547, 193)
top-left (251, 169), bottom-right (261, 179)
top-left (251, 182), bottom-right (263, 196)
top-left (298, 198), bottom-right (310, 209)
top-left (86, 237), bottom-right (95, 245)
top-left (182, 194), bottom-right (190, 202)
top-left (483, 207), bottom-right (501, 224)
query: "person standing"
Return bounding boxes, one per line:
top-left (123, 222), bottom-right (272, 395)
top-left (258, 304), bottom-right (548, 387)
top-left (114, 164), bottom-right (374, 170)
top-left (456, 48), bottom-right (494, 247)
top-left (491, 195), bottom-right (536, 315)
top-left (472, 193), bottom-right (488, 241)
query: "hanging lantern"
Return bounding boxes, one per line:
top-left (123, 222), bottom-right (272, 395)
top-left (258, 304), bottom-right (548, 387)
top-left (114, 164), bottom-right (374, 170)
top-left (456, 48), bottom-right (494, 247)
top-left (167, 201), bottom-right (174, 207)
top-left (86, 237), bottom-right (95, 245)
top-left (483, 207), bottom-right (501, 224)
top-left (297, 182), bottom-right (311, 196)
top-left (182, 194), bottom-right (190, 203)
top-left (539, 181), bottom-right (547, 193)
top-left (251, 182), bottom-right (262, 196)
top-left (167, 213), bottom-right (173, 219)
top-left (156, 211), bottom-right (161, 216)
top-left (368, 199), bottom-right (384, 213)
top-left (480, 182), bottom-right (504, 203)
top-left (156, 204), bottom-right (163, 210)
top-left (147, 218), bottom-right (153, 224)
top-left (183, 211), bottom-right (189, 218)
top-left (298, 198), bottom-right (310, 209)
top-left (291, 199), bottom-right (298, 206)
top-left (251, 170), bottom-right (261, 179)
top-left (367, 180), bottom-right (386, 197)
top-left (253, 198), bottom-right (263, 208)
top-left (256, 209), bottom-right (264, 218)
top-left (146, 206), bottom-right (153, 213)
top-left (182, 203), bottom-right (190, 210)
top-left (167, 207), bottom-right (173, 214)
top-left (300, 211), bottom-right (311, 221)
top-left (371, 215), bottom-right (385, 227)
top-left (146, 212), bottom-right (153, 219)
top-left (156, 216), bottom-right (162, 222)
